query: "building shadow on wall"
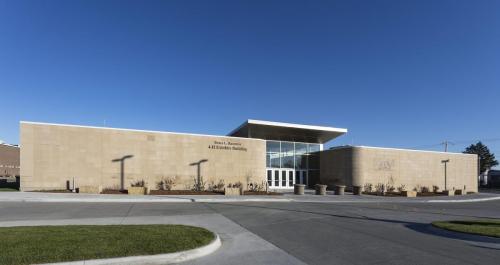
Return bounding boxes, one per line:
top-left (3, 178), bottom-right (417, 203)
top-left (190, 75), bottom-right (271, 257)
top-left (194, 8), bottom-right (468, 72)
top-left (112, 155), bottom-right (134, 191)
top-left (189, 159), bottom-right (208, 190)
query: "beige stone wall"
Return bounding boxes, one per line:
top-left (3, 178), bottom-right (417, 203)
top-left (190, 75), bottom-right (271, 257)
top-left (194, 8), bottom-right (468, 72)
top-left (20, 122), bottom-right (266, 191)
top-left (321, 146), bottom-right (478, 192)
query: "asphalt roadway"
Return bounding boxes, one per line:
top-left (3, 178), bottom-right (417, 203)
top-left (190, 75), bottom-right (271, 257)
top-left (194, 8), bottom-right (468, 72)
top-left (0, 200), bottom-right (499, 265)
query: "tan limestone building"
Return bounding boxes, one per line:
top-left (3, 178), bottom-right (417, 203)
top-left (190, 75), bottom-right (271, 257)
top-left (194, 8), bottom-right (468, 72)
top-left (20, 120), bottom-right (478, 193)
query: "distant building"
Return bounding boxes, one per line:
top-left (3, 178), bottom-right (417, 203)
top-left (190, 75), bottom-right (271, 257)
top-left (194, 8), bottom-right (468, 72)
top-left (486, 170), bottom-right (500, 188)
top-left (0, 143), bottom-right (20, 178)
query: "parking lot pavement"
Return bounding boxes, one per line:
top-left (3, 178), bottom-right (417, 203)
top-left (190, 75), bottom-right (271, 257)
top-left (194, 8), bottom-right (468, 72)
top-left (0, 200), bottom-right (498, 265)
top-left (207, 200), bottom-right (500, 265)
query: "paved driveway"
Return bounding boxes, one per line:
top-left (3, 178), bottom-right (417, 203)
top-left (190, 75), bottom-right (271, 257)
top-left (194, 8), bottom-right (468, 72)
top-left (0, 200), bottom-right (498, 264)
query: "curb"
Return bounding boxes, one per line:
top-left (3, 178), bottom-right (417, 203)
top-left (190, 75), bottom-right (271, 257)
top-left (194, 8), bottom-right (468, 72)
top-left (38, 233), bottom-right (221, 265)
top-left (289, 196), bottom-right (500, 204)
top-left (13, 198), bottom-right (194, 203)
top-left (194, 198), bottom-right (291, 203)
top-left (1, 197), bottom-right (292, 203)
top-left (426, 196), bottom-right (500, 203)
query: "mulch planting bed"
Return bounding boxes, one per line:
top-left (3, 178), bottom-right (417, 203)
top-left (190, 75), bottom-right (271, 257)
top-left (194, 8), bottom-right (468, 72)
top-left (362, 191), bottom-right (445, 197)
top-left (243, 191), bottom-right (283, 196)
top-left (101, 189), bottom-right (128, 194)
top-left (33, 190), bottom-right (73, 193)
top-left (362, 192), bottom-right (400, 196)
top-left (417, 192), bottom-right (446, 197)
top-left (149, 190), bottom-right (224, 195)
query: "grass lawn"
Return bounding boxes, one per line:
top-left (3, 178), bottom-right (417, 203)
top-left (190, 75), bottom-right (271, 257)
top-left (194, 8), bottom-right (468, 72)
top-left (0, 187), bottom-right (18, 192)
top-left (0, 225), bottom-right (215, 265)
top-left (432, 219), bottom-right (500, 238)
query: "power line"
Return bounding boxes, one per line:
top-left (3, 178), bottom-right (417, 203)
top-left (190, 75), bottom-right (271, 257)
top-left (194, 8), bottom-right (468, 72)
top-left (408, 137), bottom-right (500, 150)
top-left (408, 143), bottom-right (445, 149)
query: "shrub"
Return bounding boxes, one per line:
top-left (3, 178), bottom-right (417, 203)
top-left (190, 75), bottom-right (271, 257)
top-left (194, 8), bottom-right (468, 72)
top-left (157, 177), bottom-right (176, 191)
top-left (363, 183), bottom-right (373, 192)
top-left (396, 184), bottom-right (406, 192)
top-left (386, 177), bottom-right (396, 192)
top-left (192, 176), bottom-right (206, 191)
top-left (421, 186), bottom-right (430, 193)
top-left (432, 185), bottom-right (440, 193)
top-left (247, 181), bottom-right (265, 192)
top-left (207, 179), bottom-right (225, 192)
top-left (131, 180), bottom-right (146, 187)
top-left (227, 181), bottom-right (242, 189)
top-left (375, 183), bottom-right (385, 193)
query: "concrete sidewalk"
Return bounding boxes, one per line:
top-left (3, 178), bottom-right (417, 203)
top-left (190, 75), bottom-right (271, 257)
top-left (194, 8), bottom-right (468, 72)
top-left (0, 192), bottom-right (290, 203)
top-left (1, 191), bottom-right (500, 203)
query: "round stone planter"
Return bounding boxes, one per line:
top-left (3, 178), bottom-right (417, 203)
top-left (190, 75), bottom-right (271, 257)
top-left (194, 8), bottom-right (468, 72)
top-left (294, 184), bottom-right (306, 195)
top-left (334, 185), bottom-right (346, 195)
top-left (315, 184), bottom-right (327, 195)
top-left (352, 186), bottom-right (362, 195)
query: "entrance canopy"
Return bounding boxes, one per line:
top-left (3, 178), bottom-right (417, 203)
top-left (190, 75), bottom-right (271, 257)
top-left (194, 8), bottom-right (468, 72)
top-left (228, 119), bottom-right (347, 144)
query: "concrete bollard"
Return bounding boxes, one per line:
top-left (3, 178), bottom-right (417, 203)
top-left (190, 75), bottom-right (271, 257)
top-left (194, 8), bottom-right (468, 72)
top-left (315, 184), bottom-right (327, 195)
top-left (294, 184), bottom-right (306, 195)
top-left (334, 185), bottom-right (346, 195)
top-left (352, 186), bottom-right (362, 195)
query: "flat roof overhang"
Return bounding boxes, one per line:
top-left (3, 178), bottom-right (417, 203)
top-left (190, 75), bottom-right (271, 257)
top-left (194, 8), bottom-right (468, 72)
top-left (228, 119), bottom-right (347, 144)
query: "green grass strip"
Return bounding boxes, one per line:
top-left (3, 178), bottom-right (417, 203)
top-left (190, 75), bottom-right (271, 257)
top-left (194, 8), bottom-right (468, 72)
top-left (0, 188), bottom-right (18, 192)
top-left (0, 225), bottom-right (214, 265)
top-left (432, 219), bottom-right (500, 238)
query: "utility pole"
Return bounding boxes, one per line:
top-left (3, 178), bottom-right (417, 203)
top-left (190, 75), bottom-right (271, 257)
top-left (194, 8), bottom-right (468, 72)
top-left (441, 140), bottom-right (454, 152)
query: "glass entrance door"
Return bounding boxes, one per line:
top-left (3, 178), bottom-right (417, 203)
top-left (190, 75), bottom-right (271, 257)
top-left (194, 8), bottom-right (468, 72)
top-left (267, 169), bottom-right (294, 188)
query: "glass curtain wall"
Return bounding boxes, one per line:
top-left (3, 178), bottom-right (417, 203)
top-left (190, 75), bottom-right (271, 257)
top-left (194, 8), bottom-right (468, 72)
top-left (266, 140), bottom-right (321, 169)
top-left (266, 141), bottom-right (321, 179)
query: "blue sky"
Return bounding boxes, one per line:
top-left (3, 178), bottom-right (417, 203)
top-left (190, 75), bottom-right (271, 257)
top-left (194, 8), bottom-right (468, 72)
top-left (1, 0), bottom-right (499, 158)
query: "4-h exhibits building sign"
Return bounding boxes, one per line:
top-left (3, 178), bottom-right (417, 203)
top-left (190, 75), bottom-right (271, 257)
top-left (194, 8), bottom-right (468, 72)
top-left (20, 120), bottom-right (478, 193)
